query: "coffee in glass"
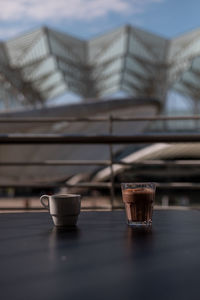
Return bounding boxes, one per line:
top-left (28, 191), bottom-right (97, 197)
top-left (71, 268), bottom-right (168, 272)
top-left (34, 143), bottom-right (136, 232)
top-left (121, 183), bottom-right (156, 227)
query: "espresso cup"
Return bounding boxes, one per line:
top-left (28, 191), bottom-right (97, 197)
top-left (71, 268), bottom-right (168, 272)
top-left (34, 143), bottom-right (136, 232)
top-left (40, 194), bottom-right (81, 227)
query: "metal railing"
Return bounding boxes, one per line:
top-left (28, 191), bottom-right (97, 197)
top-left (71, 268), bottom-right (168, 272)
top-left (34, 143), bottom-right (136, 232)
top-left (1, 114), bottom-right (200, 209)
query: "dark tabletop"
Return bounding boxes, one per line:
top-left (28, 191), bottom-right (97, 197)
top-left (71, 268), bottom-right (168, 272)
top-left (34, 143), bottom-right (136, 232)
top-left (0, 210), bottom-right (200, 300)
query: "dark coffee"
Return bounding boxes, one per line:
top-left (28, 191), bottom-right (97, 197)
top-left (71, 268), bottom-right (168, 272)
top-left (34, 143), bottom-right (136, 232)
top-left (122, 188), bottom-right (154, 224)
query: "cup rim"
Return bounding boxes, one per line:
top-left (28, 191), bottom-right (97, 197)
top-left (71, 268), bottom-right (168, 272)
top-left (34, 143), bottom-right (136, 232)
top-left (51, 193), bottom-right (81, 198)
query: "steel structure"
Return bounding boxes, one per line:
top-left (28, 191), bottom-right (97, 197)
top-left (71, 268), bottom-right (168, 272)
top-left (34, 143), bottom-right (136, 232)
top-left (1, 25), bottom-right (200, 108)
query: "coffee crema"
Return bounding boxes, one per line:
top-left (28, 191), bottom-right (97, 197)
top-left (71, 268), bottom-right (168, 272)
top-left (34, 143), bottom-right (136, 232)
top-left (122, 188), bottom-right (154, 223)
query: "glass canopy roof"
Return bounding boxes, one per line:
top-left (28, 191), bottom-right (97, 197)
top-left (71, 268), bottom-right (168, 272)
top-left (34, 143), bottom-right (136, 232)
top-left (1, 25), bottom-right (200, 108)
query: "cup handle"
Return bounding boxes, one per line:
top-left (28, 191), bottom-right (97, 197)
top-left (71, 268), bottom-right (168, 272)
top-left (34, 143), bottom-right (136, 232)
top-left (40, 195), bottom-right (50, 210)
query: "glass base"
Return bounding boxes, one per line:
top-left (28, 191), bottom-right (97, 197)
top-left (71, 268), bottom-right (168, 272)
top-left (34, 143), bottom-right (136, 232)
top-left (127, 220), bottom-right (152, 228)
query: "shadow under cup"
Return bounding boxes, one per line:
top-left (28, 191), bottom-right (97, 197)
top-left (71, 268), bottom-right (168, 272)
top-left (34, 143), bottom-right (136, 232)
top-left (121, 183), bottom-right (156, 228)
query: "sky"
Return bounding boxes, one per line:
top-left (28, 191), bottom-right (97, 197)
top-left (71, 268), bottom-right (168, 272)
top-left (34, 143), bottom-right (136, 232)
top-left (0, 0), bottom-right (199, 109)
top-left (0, 0), bottom-right (200, 41)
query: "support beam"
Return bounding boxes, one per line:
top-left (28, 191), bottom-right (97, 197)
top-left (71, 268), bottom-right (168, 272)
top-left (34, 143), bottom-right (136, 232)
top-left (0, 133), bottom-right (200, 144)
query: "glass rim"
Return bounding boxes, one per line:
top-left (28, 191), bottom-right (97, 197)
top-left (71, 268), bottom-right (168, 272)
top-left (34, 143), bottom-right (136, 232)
top-left (121, 182), bottom-right (156, 185)
top-left (121, 182), bottom-right (156, 190)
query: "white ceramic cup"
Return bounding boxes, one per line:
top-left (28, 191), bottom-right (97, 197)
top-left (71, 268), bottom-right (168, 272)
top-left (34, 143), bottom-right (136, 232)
top-left (40, 194), bottom-right (81, 227)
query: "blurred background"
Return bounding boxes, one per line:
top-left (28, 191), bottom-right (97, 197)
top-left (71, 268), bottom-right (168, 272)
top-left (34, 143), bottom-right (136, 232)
top-left (1, 0), bottom-right (200, 211)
